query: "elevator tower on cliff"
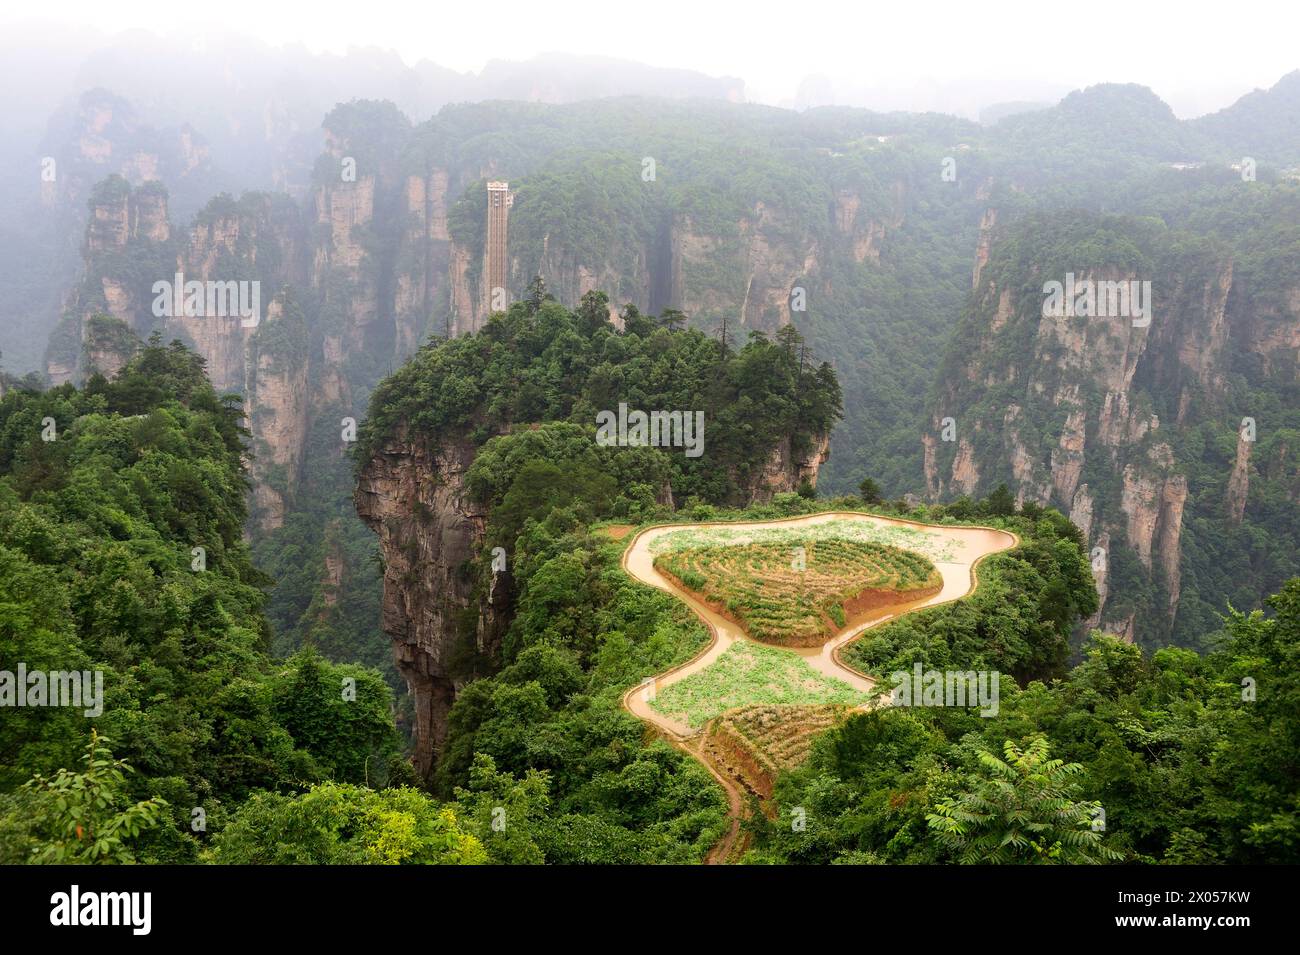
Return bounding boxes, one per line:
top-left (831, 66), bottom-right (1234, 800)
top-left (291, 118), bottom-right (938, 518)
top-left (485, 181), bottom-right (513, 314)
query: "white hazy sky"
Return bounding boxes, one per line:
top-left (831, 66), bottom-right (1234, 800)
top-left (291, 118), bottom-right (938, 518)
top-left (6, 0), bottom-right (1298, 115)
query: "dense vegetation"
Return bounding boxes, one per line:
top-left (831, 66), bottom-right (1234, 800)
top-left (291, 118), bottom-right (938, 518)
top-left (1, 332), bottom-right (1295, 865)
top-left (6, 72), bottom-right (1300, 865)
top-left (0, 343), bottom-right (429, 863)
top-left (650, 642), bottom-right (867, 729)
top-left (359, 288), bottom-right (843, 505)
top-left (751, 576), bottom-right (1300, 864)
top-left (34, 79), bottom-right (1300, 715)
top-left (843, 500), bottom-right (1097, 685)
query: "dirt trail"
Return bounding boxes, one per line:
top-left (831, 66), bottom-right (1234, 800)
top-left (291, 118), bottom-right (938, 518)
top-left (617, 511), bottom-right (1017, 864)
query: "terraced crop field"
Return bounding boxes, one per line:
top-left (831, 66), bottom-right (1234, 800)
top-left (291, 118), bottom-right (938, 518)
top-left (622, 512), bottom-right (1019, 862)
top-left (653, 536), bottom-right (941, 645)
top-left (717, 705), bottom-right (845, 774)
top-left (648, 642), bottom-right (869, 728)
top-left (703, 706), bottom-right (848, 804)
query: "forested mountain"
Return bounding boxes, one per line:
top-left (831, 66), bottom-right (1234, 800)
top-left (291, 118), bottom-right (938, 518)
top-left (0, 41), bottom-right (742, 374)
top-left (0, 343), bottom-right (411, 862)
top-left (928, 196), bottom-right (1300, 646)
top-left (2, 57), bottom-right (1298, 868)
top-left (5, 328), bottom-right (1291, 865)
top-left (1193, 70), bottom-right (1300, 162)
top-left (35, 72), bottom-right (1300, 653)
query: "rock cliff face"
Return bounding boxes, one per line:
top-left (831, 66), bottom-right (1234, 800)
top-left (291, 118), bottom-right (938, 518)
top-left (1225, 428), bottom-right (1253, 524)
top-left (54, 180), bottom-right (318, 531)
top-left (81, 315), bottom-right (140, 379)
top-left (385, 169), bottom-right (904, 343)
top-left (392, 166), bottom-right (479, 338)
top-left (671, 205), bottom-right (817, 332)
top-left (354, 430), bottom-right (510, 779)
top-left (55, 112), bottom-right (865, 776)
top-left (46, 90), bottom-right (214, 223)
top-left (925, 265), bottom-right (1192, 633)
top-left (394, 172), bottom-right (451, 350)
top-left (738, 432), bottom-right (831, 504)
top-left (48, 180), bottom-right (174, 385)
top-left (972, 207), bottom-right (998, 289)
top-left (925, 216), bottom-right (1298, 643)
top-left (524, 235), bottom-right (652, 324)
top-left (246, 299), bottom-right (311, 532)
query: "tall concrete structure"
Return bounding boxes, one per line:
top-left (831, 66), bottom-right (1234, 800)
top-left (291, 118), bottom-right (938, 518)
top-left (485, 181), bottom-right (513, 314)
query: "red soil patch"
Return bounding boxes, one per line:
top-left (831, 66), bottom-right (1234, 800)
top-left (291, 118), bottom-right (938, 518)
top-left (658, 566), bottom-right (941, 647)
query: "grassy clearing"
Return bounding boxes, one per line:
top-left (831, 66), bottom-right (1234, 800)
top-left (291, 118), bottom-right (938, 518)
top-left (654, 536), bottom-right (940, 644)
top-left (648, 642), bottom-right (869, 729)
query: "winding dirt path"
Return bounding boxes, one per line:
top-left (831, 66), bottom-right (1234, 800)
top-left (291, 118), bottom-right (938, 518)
top-left (617, 511), bottom-right (1018, 863)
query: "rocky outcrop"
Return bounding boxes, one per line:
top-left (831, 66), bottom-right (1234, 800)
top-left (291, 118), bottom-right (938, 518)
top-left (523, 235), bottom-right (652, 323)
top-left (1225, 427), bottom-right (1252, 523)
top-left (1119, 457), bottom-right (1187, 611)
top-left (1050, 401), bottom-right (1088, 504)
top-left (311, 174), bottom-right (382, 354)
top-left (165, 196), bottom-right (306, 397)
top-left (83, 179), bottom-right (171, 256)
top-left (1005, 405), bottom-right (1053, 507)
top-left (133, 189), bottom-right (171, 243)
top-left (55, 180), bottom-right (319, 532)
top-left (358, 417), bottom-right (828, 779)
top-left (448, 240), bottom-right (477, 335)
top-left (394, 172), bottom-right (451, 353)
top-left (87, 191), bottom-right (131, 253)
top-left (48, 179), bottom-right (174, 384)
top-left (922, 433), bottom-right (939, 498)
top-left (1070, 484), bottom-right (1096, 544)
top-left (321, 531), bottom-right (345, 609)
top-left (972, 207), bottom-right (998, 289)
top-left (923, 224), bottom-right (1273, 641)
top-left (672, 205), bottom-right (820, 334)
top-left (247, 299), bottom-right (311, 532)
top-left (737, 431), bottom-right (831, 504)
top-left (951, 438), bottom-right (980, 495)
top-left (82, 315), bottom-right (139, 379)
top-left (1243, 287), bottom-right (1300, 382)
top-left (1156, 476), bottom-right (1188, 613)
top-left (354, 430), bottom-right (509, 781)
top-left (833, 189), bottom-right (894, 265)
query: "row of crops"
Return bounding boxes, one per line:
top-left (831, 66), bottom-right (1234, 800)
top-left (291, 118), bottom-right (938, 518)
top-left (719, 705), bottom-right (846, 775)
top-left (653, 537), bottom-right (941, 644)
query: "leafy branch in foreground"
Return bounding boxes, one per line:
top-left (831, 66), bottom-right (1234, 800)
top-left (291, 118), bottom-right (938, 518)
top-left (926, 736), bottom-right (1120, 864)
top-left (18, 730), bottom-right (169, 864)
